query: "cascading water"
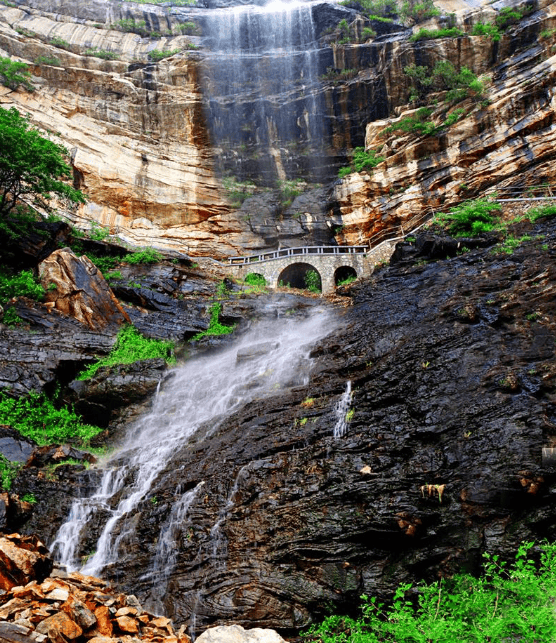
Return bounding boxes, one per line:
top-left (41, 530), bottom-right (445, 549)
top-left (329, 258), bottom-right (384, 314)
top-left (200, 0), bottom-right (331, 184)
top-left (333, 380), bottom-right (352, 438)
top-left (51, 306), bottom-right (337, 604)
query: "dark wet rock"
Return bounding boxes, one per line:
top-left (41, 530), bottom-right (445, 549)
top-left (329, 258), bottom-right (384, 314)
top-left (0, 220), bottom-right (71, 272)
top-left (25, 445), bottom-right (96, 469)
top-left (0, 427), bottom-right (36, 463)
top-left (67, 359), bottom-right (168, 428)
top-left (16, 219), bottom-right (556, 635)
top-left (236, 342), bottom-right (280, 363)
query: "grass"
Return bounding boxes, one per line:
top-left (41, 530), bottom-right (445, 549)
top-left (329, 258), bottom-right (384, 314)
top-left (410, 27), bottom-right (463, 41)
top-left (149, 49), bottom-right (181, 62)
top-left (191, 302), bottom-right (235, 341)
top-left (244, 273), bottom-right (267, 286)
top-left (304, 541), bottom-right (556, 643)
top-left (121, 248), bottom-right (163, 265)
top-left (0, 390), bottom-right (102, 447)
top-left (0, 454), bottom-right (21, 491)
top-left (435, 198), bottom-right (502, 236)
top-left (77, 325), bottom-right (175, 380)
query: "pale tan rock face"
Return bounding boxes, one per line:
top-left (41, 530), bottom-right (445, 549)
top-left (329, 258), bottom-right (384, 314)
top-left (332, 8), bottom-right (556, 245)
top-left (0, 2), bottom-right (257, 259)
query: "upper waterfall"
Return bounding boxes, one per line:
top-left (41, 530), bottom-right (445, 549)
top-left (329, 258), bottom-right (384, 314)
top-left (200, 0), bottom-right (332, 185)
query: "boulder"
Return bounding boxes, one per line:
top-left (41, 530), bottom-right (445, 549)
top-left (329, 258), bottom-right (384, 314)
top-left (0, 534), bottom-right (53, 591)
top-left (38, 249), bottom-right (130, 332)
top-left (196, 626), bottom-right (285, 643)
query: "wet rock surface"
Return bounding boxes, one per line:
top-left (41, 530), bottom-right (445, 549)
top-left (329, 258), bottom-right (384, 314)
top-left (13, 216), bottom-right (556, 635)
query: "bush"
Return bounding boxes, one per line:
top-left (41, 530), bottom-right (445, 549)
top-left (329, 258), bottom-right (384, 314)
top-left (399, 0), bottom-right (440, 24)
top-left (278, 179), bottom-right (304, 207)
top-left (472, 22), bottom-right (502, 41)
top-left (148, 49), bottom-right (181, 62)
top-left (305, 542), bottom-right (556, 643)
top-left (339, 148), bottom-right (385, 177)
top-left (0, 56), bottom-right (33, 91)
top-left (192, 302), bottom-right (235, 340)
top-left (382, 107), bottom-right (436, 136)
top-left (77, 325), bottom-right (175, 380)
top-left (437, 197), bottom-right (502, 236)
top-left (84, 49), bottom-right (119, 60)
top-left (178, 22), bottom-right (199, 35)
top-left (410, 27), bottom-right (463, 41)
top-left (528, 204), bottom-right (556, 221)
top-left (0, 390), bottom-right (102, 446)
top-left (35, 55), bottom-right (62, 67)
top-left (49, 37), bottom-right (71, 50)
top-left (244, 273), bottom-right (266, 286)
top-left (304, 269), bottom-right (321, 293)
top-left (115, 18), bottom-right (149, 37)
top-left (0, 269), bottom-right (44, 304)
top-left (121, 248), bottom-right (163, 265)
top-left (0, 454), bottom-right (21, 491)
top-left (404, 61), bottom-right (484, 103)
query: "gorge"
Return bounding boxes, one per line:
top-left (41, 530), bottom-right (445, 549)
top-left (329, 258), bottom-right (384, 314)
top-left (2, 0), bottom-right (556, 639)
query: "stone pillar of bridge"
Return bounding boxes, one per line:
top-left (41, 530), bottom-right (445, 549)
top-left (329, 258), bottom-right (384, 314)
top-left (320, 271), bottom-right (336, 296)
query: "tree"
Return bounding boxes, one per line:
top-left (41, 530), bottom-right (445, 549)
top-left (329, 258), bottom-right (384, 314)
top-left (0, 56), bottom-right (33, 92)
top-left (0, 106), bottom-right (86, 217)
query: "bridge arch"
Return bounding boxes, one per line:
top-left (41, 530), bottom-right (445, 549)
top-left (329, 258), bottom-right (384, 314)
top-left (334, 265), bottom-right (357, 286)
top-left (278, 262), bottom-right (322, 291)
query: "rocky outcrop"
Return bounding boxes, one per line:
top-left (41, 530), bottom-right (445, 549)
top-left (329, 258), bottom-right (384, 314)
top-left (0, 534), bottom-right (191, 643)
top-left (195, 626), bottom-right (285, 643)
top-left (12, 213), bottom-right (556, 635)
top-left (39, 249), bottom-right (130, 331)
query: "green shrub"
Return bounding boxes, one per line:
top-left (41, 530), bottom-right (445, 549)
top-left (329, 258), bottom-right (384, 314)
top-left (410, 27), bottom-right (463, 41)
top-left (87, 255), bottom-right (118, 272)
top-left (89, 222), bottom-right (110, 241)
top-left (437, 197), bottom-right (502, 236)
top-left (0, 454), bottom-right (21, 491)
top-left (115, 18), bottom-right (149, 36)
top-left (35, 55), bottom-right (61, 67)
top-left (0, 390), bottom-right (102, 446)
top-left (320, 67), bottom-right (358, 82)
top-left (222, 177), bottom-right (256, 206)
top-left (278, 179), bottom-right (304, 207)
top-left (49, 37), bottom-right (71, 50)
top-left (361, 26), bottom-right (377, 40)
top-left (338, 166), bottom-right (353, 179)
top-left (148, 49), bottom-right (180, 62)
top-left (178, 22), bottom-right (199, 35)
top-left (404, 61), bottom-right (484, 103)
top-left (21, 492), bottom-right (37, 503)
top-left (84, 48), bottom-right (119, 60)
top-left (0, 269), bottom-right (44, 304)
top-left (121, 248), bottom-right (163, 265)
top-left (339, 148), bottom-right (385, 177)
top-left (78, 324), bottom-right (175, 380)
top-left (528, 204), bottom-right (556, 221)
top-left (399, 0), bottom-right (440, 24)
top-left (340, 0), bottom-right (397, 19)
top-left (0, 56), bottom-right (33, 91)
top-left (382, 107), bottom-right (436, 136)
top-left (305, 541), bottom-right (556, 643)
top-left (192, 302), bottom-right (235, 341)
top-left (472, 22), bottom-right (502, 41)
top-left (244, 273), bottom-right (266, 286)
top-left (304, 269), bottom-right (321, 293)
top-left (496, 6), bottom-right (528, 30)
top-left (337, 274), bottom-right (357, 286)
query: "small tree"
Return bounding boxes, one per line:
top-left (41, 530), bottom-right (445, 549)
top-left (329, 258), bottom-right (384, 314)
top-left (0, 56), bottom-right (33, 91)
top-left (0, 106), bottom-right (85, 217)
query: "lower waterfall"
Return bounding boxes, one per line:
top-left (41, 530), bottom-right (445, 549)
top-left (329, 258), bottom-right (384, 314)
top-left (50, 304), bottom-right (337, 613)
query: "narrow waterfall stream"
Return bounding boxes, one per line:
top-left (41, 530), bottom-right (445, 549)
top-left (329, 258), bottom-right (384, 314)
top-left (200, 0), bottom-right (329, 184)
top-left (51, 305), bottom-right (337, 602)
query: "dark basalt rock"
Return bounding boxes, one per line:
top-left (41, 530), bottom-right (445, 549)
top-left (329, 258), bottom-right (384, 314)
top-left (0, 427), bottom-right (36, 463)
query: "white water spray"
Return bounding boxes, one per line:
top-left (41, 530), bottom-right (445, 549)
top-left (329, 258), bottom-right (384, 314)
top-left (333, 381), bottom-right (352, 438)
top-left (51, 307), bottom-right (336, 584)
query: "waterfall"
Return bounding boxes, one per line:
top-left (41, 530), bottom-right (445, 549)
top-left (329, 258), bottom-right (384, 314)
top-left (333, 380), bottom-right (352, 438)
top-left (200, 0), bottom-right (329, 184)
top-left (51, 306), bottom-right (336, 588)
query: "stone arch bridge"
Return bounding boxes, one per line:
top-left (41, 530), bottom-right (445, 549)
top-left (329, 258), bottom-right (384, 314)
top-left (227, 243), bottom-right (394, 295)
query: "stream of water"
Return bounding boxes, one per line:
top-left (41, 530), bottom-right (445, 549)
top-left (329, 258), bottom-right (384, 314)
top-left (51, 305), bottom-right (337, 589)
top-left (201, 0), bottom-right (328, 184)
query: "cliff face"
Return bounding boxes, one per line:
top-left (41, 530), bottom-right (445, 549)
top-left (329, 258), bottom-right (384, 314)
top-left (1, 0), bottom-right (556, 257)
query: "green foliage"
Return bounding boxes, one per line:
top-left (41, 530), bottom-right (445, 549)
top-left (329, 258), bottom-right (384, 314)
top-left (339, 148), bottom-right (384, 177)
top-left (0, 390), bottom-right (102, 446)
top-left (34, 55), bottom-right (62, 67)
top-left (443, 107), bottom-right (466, 127)
top-left (404, 61), bottom-right (484, 104)
top-left (0, 454), bottom-right (21, 491)
top-left (436, 197), bottom-right (502, 236)
top-left (87, 255), bottom-right (118, 273)
top-left (178, 21), bottom-right (199, 35)
top-left (49, 37), bottom-right (71, 50)
top-left (410, 26), bottom-right (463, 41)
top-left (244, 273), bottom-right (267, 286)
top-left (0, 107), bottom-right (86, 217)
top-left (89, 222), bottom-right (110, 241)
top-left (305, 541), bottom-right (556, 643)
top-left (320, 67), bottom-right (358, 82)
top-left (337, 274), bottom-right (357, 286)
top-left (340, 0), bottom-right (397, 19)
top-left (115, 18), bottom-right (149, 37)
top-left (0, 269), bottom-right (44, 304)
top-left (278, 179), bottom-right (304, 207)
top-left (361, 27), bottom-right (376, 40)
top-left (21, 492), bottom-right (37, 503)
top-left (495, 234), bottom-right (532, 254)
top-left (222, 177), bottom-right (256, 206)
top-left (0, 56), bottom-right (33, 91)
top-left (84, 48), bottom-right (119, 60)
top-left (77, 325), bottom-right (175, 380)
top-left (472, 22), bottom-right (502, 41)
top-left (192, 302), bottom-right (235, 341)
top-left (148, 49), bottom-right (181, 62)
top-left (304, 269), bottom-right (322, 293)
top-left (527, 204), bottom-right (556, 222)
top-left (399, 0), bottom-right (440, 24)
top-left (496, 6), bottom-right (529, 30)
top-left (2, 308), bottom-right (23, 326)
top-left (382, 107), bottom-right (436, 136)
top-left (121, 247), bottom-right (163, 265)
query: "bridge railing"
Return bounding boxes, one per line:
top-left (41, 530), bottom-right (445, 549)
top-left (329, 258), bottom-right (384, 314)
top-left (228, 245), bottom-right (368, 265)
top-left (485, 184), bottom-right (556, 202)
